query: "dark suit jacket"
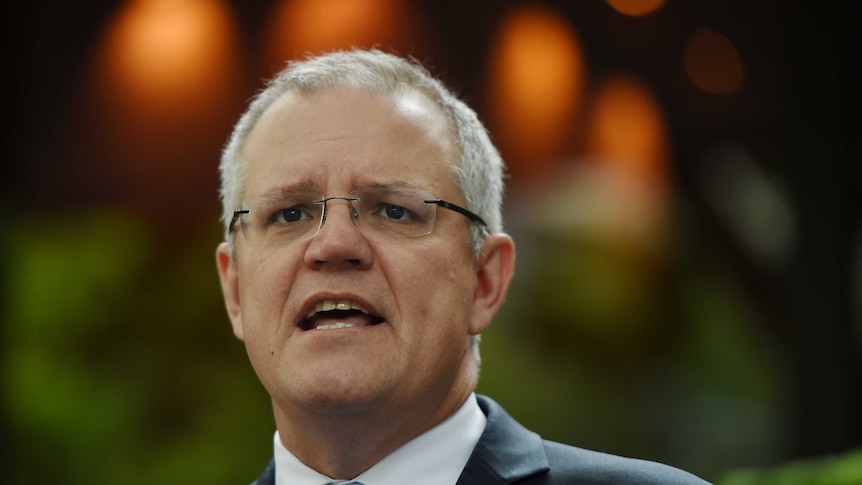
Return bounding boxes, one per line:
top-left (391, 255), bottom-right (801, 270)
top-left (251, 395), bottom-right (711, 484)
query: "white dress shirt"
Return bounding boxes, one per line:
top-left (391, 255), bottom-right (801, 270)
top-left (273, 393), bottom-right (487, 485)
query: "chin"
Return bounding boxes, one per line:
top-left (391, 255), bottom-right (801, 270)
top-left (291, 377), bottom-right (388, 416)
top-left (298, 391), bottom-right (381, 417)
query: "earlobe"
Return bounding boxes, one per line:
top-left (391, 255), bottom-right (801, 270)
top-left (469, 234), bottom-right (516, 336)
top-left (216, 242), bottom-right (245, 340)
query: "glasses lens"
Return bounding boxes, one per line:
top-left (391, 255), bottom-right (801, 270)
top-left (241, 192), bottom-right (323, 244)
top-left (237, 188), bottom-right (442, 244)
top-left (355, 187), bottom-right (437, 237)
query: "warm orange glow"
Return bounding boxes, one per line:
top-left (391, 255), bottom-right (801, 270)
top-left (98, 0), bottom-right (237, 112)
top-left (685, 28), bottom-right (744, 95)
top-left (606, 0), bottom-right (665, 16)
top-left (485, 5), bottom-right (585, 183)
top-left (583, 76), bottom-right (669, 186)
top-left (79, 0), bottom-right (240, 223)
top-left (265, 0), bottom-right (417, 70)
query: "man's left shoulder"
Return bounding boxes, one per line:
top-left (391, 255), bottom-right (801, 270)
top-left (538, 439), bottom-right (712, 484)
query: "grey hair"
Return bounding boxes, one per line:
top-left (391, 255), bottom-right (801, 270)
top-left (218, 49), bottom-right (506, 362)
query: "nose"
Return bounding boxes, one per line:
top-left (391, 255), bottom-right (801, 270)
top-left (303, 197), bottom-right (374, 270)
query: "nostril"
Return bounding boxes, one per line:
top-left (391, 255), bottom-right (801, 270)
top-left (347, 259), bottom-right (361, 265)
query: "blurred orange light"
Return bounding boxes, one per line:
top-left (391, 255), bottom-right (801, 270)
top-left (99, 0), bottom-right (237, 112)
top-left (265, 0), bottom-right (414, 69)
top-left (82, 0), bottom-right (240, 223)
top-left (605, 0), bottom-right (665, 16)
top-left (584, 76), bottom-right (669, 186)
top-left (486, 5), bottom-right (585, 183)
top-left (685, 28), bottom-right (744, 95)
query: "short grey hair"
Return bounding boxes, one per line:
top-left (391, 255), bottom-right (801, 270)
top-left (218, 49), bottom-right (507, 362)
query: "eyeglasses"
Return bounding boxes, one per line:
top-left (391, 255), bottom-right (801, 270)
top-left (229, 187), bottom-right (487, 245)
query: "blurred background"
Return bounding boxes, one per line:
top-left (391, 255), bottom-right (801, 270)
top-left (2, 0), bottom-right (860, 483)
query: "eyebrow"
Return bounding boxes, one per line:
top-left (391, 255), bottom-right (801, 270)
top-left (252, 179), bottom-right (424, 201)
top-left (256, 181), bottom-right (321, 200)
top-left (354, 180), bottom-right (418, 191)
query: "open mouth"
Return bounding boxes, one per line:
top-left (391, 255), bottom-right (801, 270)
top-left (300, 299), bottom-right (385, 331)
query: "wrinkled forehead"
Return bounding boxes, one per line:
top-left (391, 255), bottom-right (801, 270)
top-left (246, 85), bottom-right (455, 145)
top-left (239, 85), bottom-right (462, 199)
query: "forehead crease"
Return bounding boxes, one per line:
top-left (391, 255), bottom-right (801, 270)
top-left (242, 88), bottom-right (461, 197)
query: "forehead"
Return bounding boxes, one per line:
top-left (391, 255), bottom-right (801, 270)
top-left (240, 86), bottom-right (460, 197)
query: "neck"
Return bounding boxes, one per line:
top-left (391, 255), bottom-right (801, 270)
top-left (273, 363), bottom-right (478, 479)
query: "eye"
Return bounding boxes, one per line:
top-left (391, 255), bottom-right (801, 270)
top-left (272, 205), bottom-right (312, 224)
top-left (383, 204), bottom-right (407, 221)
top-left (375, 203), bottom-right (418, 223)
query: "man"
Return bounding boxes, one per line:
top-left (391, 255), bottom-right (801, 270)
top-left (216, 49), bottom-right (710, 484)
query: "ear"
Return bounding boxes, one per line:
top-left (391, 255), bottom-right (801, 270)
top-left (216, 242), bottom-right (245, 341)
top-left (468, 234), bottom-right (516, 336)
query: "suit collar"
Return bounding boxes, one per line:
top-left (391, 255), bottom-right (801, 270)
top-left (253, 395), bottom-right (550, 485)
top-left (456, 395), bottom-right (550, 484)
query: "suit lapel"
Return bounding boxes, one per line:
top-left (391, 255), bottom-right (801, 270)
top-left (250, 459), bottom-right (275, 485)
top-left (254, 395), bottom-right (549, 485)
top-left (456, 395), bottom-right (550, 484)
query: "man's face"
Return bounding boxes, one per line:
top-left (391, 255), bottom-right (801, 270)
top-left (217, 86), bottom-right (504, 422)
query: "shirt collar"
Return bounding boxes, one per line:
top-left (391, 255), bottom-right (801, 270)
top-left (274, 393), bottom-right (487, 485)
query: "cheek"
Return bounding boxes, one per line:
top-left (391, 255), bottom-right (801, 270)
top-left (388, 240), bottom-right (476, 331)
top-left (237, 252), bottom-right (297, 329)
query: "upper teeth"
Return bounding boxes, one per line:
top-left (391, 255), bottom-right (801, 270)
top-left (315, 322), bottom-right (357, 330)
top-left (307, 300), bottom-right (370, 318)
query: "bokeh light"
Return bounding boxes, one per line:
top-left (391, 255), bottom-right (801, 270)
top-left (605, 0), bottom-right (665, 16)
top-left (264, 0), bottom-right (420, 71)
top-left (97, 0), bottom-right (238, 113)
top-left (583, 75), bottom-right (669, 188)
top-left (485, 5), bottom-right (585, 183)
top-left (685, 28), bottom-right (745, 95)
top-left (80, 0), bottom-right (240, 228)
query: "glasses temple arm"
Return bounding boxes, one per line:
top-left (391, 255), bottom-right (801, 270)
top-left (424, 199), bottom-right (488, 227)
top-left (229, 209), bottom-right (250, 234)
